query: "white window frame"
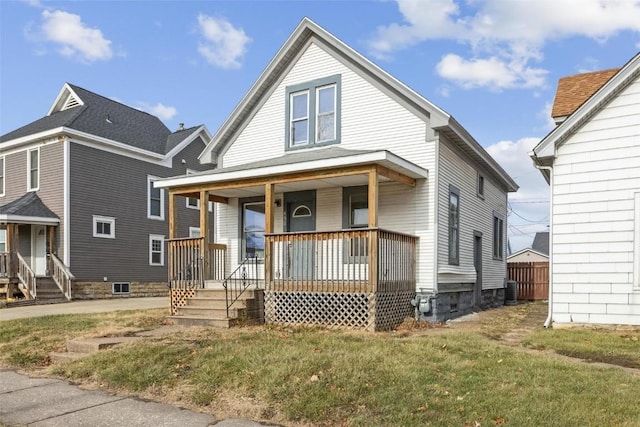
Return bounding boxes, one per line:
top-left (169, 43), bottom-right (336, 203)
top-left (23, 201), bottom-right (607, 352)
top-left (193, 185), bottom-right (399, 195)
top-left (0, 228), bottom-right (6, 252)
top-left (112, 282), bottom-right (130, 295)
top-left (0, 155), bottom-right (5, 197)
top-left (185, 169), bottom-right (200, 209)
top-left (477, 173), bottom-right (485, 199)
top-left (93, 215), bottom-right (116, 239)
top-left (493, 212), bottom-right (505, 260)
top-left (189, 227), bottom-right (201, 238)
top-left (147, 175), bottom-right (164, 220)
top-left (316, 84), bottom-right (337, 143)
top-left (27, 148), bottom-right (39, 191)
top-left (149, 234), bottom-right (165, 266)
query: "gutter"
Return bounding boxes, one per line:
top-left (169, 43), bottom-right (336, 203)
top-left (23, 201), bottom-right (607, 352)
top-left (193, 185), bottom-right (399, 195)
top-left (532, 158), bottom-right (553, 328)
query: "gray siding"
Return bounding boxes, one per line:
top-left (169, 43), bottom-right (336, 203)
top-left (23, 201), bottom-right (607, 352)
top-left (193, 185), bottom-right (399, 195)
top-left (68, 138), bottom-right (212, 282)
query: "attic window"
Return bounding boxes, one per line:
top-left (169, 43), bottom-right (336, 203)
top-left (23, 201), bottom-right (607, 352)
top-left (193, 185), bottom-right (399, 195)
top-left (62, 94), bottom-right (81, 110)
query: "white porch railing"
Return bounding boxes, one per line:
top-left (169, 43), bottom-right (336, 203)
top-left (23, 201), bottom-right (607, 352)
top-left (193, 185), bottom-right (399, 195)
top-left (16, 252), bottom-right (36, 299)
top-left (50, 254), bottom-right (73, 300)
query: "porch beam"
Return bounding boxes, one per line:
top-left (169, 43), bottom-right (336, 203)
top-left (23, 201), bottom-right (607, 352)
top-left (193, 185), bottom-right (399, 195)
top-left (376, 165), bottom-right (416, 187)
top-left (175, 192), bottom-right (228, 204)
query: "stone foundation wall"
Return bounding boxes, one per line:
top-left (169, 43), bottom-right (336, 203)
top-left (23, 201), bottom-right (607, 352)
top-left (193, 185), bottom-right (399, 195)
top-left (418, 287), bottom-right (506, 322)
top-left (72, 281), bottom-right (169, 300)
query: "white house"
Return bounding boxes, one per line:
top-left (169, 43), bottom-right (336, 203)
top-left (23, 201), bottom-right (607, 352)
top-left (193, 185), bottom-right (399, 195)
top-left (157, 18), bottom-right (518, 330)
top-left (532, 52), bottom-right (640, 326)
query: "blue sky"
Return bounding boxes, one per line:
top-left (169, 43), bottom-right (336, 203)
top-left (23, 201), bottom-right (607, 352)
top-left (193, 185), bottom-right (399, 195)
top-left (2, 0), bottom-right (640, 251)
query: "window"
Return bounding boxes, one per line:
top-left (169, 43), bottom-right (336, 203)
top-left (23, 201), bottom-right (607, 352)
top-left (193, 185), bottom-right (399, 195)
top-left (342, 186), bottom-right (369, 260)
top-left (149, 234), bottom-right (164, 266)
top-left (112, 282), bottom-right (130, 294)
top-left (285, 75), bottom-right (341, 150)
top-left (27, 148), bottom-right (39, 191)
top-left (185, 169), bottom-right (200, 209)
top-left (477, 173), bottom-right (485, 199)
top-left (448, 185), bottom-right (460, 265)
top-left (0, 229), bottom-right (6, 252)
top-left (493, 212), bottom-right (504, 260)
top-left (240, 198), bottom-right (265, 259)
top-left (93, 215), bottom-right (115, 238)
top-left (0, 156), bottom-right (4, 196)
top-left (147, 176), bottom-right (164, 220)
top-left (189, 227), bottom-right (201, 238)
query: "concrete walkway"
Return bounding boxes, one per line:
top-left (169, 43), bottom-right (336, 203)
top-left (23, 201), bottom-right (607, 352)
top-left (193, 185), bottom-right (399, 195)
top-left (0, 369), bottom-right (273, 427)
top-left (0, 297), bottom-right (169, 321)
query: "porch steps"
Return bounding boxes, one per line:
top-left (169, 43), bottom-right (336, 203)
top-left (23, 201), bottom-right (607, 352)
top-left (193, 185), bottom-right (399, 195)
top-left (35, 277), bottom-right (68, 304)
top-left (50, 337), bottom-right (142, 363)
top-left (169, 289), bottom-right (264, 328)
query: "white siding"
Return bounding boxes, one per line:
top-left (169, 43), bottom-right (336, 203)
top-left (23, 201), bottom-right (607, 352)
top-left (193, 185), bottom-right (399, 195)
top-left (551, 75), bottom-right (640, 325)
top-left (217, 39), bottom-right (438, 291)
top-left (437, 138), bottom-right (508, 289)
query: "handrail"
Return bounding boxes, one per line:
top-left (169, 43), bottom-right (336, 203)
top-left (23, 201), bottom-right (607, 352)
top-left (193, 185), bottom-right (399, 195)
top-left (49, 253), bottom-right (74, 300)
top-left (169, 257), bottom-right (204, 290)
top-left (16, 252), bottom-right (36, 299)
top-left (223, 256), bottom-right (261, 318)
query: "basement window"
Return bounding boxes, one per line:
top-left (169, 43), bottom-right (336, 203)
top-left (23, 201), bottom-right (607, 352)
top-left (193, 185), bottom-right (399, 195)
top-left (112, 282), bottom-right (130, 295)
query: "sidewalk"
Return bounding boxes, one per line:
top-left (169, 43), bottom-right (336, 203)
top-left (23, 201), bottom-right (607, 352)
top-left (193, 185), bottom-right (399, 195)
top-left (0, 369), bottom-right (275, 427)
top-left (0, 297), bottom-right (169, 321)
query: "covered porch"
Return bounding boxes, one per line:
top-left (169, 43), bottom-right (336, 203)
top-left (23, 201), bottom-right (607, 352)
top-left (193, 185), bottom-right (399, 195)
top-left (159, 148), bottom-right (426, 331)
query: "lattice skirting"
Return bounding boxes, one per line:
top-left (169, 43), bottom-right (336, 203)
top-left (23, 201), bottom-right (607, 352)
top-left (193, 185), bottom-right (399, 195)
top-left (265, 290), bottom-right (415, 331)
top-left (170, 289), bottom-right (196, 315)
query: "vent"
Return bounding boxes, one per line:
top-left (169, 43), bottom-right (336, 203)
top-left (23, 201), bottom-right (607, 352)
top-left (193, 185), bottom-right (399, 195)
top-left (62, 94), bottom-right (81, 110)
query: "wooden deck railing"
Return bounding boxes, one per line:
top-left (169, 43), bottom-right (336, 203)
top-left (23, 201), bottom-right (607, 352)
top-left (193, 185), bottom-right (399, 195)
top-left (49, 253), bottom-right (73, 300)
top-left (266, 228), bottom-right (418, 293)
top-left (507, 261), bottom-right (549, 300)
top-left (167, 238), bottom-right (227, 289)
top-left (16, 252), bottom-right (36, 299)
top-left (0, 252), bottom-right (9, 278)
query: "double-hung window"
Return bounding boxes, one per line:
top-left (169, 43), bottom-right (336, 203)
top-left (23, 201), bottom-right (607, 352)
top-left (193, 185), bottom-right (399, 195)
top-left (185, 169), bottom-right (200, 209)
top-left (28, 148), bottom-right (39, 191)
top-left (240, 197), bottom-right (265, 260)
top-left (342, 186), bottom-right (369, 261)
top-left (147, 176), bottom-right (164, 220)
top-left (0, 156), bottom-right (4, 196)
top-left (493, 212), bottom-right (504, 260)
top-left (448, 185), bottom-right (460, 265)
top-left (149, 234), bottom-right (164, 266)
top-left (286, 75), bottom-right (341, 150)
top-left (0, 228), bottom-right (6, 252)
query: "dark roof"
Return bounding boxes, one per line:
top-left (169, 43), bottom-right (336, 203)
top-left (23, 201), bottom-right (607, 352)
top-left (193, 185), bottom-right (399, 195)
top-left (0, 192), bottom-right (59, 219)
top-left (165, 126), bottom-right (201, 153)
top-left (0, 83), bottom-right (203, 155)
top-left (551, 68), bottom-right (619, 118)
top-left (531, 231), bottom-right (549, 256)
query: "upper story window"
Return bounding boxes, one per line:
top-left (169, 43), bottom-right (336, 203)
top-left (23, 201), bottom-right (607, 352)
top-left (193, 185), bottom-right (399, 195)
top-left (93, 215), bottom-right (115, 239)
top-left (448, 185), bottom-right (460, 265)
top-left (147, 176), bottom-right (164, 220)
top-left (477, 173), bottom-right (485, 199)
top-left (28, 148), bottom-right (39, 191)
top-left (0, 156), bottom-right (4, 197)
top-left (285, 75), bottom-right (341, 150)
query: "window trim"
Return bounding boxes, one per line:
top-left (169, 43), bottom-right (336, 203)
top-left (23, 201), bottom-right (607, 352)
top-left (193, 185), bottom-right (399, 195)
top-left (448, 185), bottom-right (460, 265)
top-left (147, 175), bottom-right (164, 220)
top-left (492, 211), bottom-right (505, 260)
top-left (112, 282), bottom-right (130, 295)
top-left (285, 74), bottom-right (341, 151)
top-left (238, 196), bottom-right (265, 262)
top-left (149, 234), bottom-right (165, 266)
top-left (93, 215), bottom-right (116, 239)
top-left (189, 227), bottom-right (201, 238)
top-left (185, 169), bottom-right (200, 209)
top-left (342, 186), bottom-right (369, 262)
top-left (477, 173), bottom-right (485, 199)
top-left (0, 228), bottom-right (6, 252)
top-left (27, 148), bottom-right (39, 192)
top-left (0, 155), bottom-right (5, 197)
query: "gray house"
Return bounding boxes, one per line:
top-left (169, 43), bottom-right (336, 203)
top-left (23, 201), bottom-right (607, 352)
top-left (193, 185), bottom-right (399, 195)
top-left (0, 83), bottom-right (212, 301)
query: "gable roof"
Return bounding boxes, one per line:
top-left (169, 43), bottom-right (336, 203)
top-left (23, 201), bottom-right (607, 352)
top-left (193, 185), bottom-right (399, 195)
top-left (531, 231), bottom-right (549, 256)
top-left (506, 247), bottom-right (548, 260)
top-left (533, 52), bottom-right (640, 169)
top-left (0, 192), bottom-right (59, 224)
top-left (0, 83), bottom-right (211, 160)
top-left (551, 68), bottom-right (620, 120)
top-left (198, 18), bottom-right (517, 193)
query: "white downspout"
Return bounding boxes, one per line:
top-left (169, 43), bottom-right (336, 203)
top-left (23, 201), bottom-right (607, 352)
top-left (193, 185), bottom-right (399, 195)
top-left (534, 163), bottom-right (553, 328)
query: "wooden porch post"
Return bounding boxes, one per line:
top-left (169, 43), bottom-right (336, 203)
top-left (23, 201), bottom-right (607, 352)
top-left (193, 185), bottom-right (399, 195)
top-left (6, 224), bottom-right (17, 277)
top-left (168, 191), bottom-right (176, 285)
top-left (264, 183), bottom-right (274, 285)
top-left (200, 190), bottom-right (210, 280)
top-left (368, 167), bottom-right (379, 292)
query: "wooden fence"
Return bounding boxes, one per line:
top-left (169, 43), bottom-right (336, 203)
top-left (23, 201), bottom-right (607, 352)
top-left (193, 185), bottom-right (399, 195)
top-left (507, 261), bottom-right (549, 301)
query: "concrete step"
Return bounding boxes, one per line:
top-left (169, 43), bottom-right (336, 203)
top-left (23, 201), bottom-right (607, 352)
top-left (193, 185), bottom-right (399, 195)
top-left (168, 315), bottom-right (233, 328)
top-left (176, 306), bottom-right (243, 318)
top-left (186, 297), bottom-right (246, 309)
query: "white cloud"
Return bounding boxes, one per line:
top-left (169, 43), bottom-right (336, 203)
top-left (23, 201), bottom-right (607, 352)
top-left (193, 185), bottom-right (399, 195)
top-left (485, 137), bottom-right (550, 251)
top-left (196, 14), bottom-right (251, 69)
top-left (138, 102), bottom-right (178, 121)
top-left (538, 101), bottom-right (557, 133)
top-left (369, 0), bottom-right (640, 90)
top-left (35, 10), bottom-right (112, 62)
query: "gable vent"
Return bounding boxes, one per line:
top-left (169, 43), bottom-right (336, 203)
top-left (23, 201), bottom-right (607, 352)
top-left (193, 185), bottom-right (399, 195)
top-left (62, 94), bottom-right (81, 110)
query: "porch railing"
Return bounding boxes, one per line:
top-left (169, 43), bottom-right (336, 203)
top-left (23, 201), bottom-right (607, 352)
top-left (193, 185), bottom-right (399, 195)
top-left (266, 228), bottom-right (418, 293)
top-left (49, 253), bottom-right (73, 300)
top-left (167, 238), bottom-right (227, 289)
top-left (0, 252), bottom-right (9, 278)
top-left (16, 252), bottom-right (36, 299)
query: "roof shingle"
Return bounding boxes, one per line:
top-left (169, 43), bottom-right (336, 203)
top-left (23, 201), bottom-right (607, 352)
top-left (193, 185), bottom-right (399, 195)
top-left (551, 68), bottom-right (620, 119)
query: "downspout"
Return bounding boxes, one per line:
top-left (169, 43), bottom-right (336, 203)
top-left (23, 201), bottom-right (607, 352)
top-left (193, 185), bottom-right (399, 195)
top-left (533, 162), bottom-right (553, 328)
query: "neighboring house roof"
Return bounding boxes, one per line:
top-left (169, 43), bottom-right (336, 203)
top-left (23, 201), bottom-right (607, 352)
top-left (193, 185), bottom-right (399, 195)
top-left (531, 231), bottom-right (549, 256)
top-left (551, 68), bottom-right (620, 120)
top-left (0, 192), bottom-right (59, 224)
top-left (198, 18), bottom-right (518, 193)
top-left (0, 83), bottom-right (211, 160)
top-left (506, 247), bottom-right (548, 261)
top-left (533, 52), bottom-right (640, 176)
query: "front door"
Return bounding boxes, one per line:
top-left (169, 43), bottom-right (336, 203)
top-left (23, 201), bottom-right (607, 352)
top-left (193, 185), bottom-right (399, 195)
top-left (31, 225), bottom-right (47, 276)
top-left (473, 232), bottom-right (483, 307)
top-left (284, 190), bottom-right (316, 279)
